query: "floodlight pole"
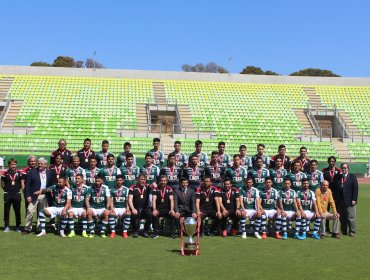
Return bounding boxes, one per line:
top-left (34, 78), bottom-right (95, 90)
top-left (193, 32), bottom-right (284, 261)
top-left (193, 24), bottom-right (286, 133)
top-left (93, 51), bottom-right (96, 71)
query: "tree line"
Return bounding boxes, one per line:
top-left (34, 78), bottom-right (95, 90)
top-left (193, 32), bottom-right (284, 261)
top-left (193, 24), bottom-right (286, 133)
top-left (31, 56), bottom-right (104, 69)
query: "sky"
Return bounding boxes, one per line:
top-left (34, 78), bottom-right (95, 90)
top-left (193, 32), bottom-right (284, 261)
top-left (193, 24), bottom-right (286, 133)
top-left (0, 0), bottom-right (369, 76)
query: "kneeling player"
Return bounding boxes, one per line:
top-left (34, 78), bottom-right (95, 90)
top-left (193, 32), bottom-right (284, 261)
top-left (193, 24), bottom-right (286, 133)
top-left (37, 178), bottom-right (72, 237)
top-left (86, 174), bottom-right (110, 238)
top-left (239, 177), bottom-right (262, 239)
top-left (109, 175), bottom-right (131, 238)
top-left (259, 177), bottom-right (281, 239)
top-left (278, 177), bottom-right (302, 240)
top-left (218, 178), bottom-right (242, 237)
top-left (68, 174), bottom-right (89, 237)
top-left (297, 178), bottom-right (321, 239)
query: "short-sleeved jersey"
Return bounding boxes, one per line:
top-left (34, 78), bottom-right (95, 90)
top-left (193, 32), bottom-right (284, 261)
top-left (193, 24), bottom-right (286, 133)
top-left (204, 163), bottom-right (225, 188)
top-left (129, 184), bottom-right (151, 209)
top-left (306, 170), bottom-right (324, 191)
top-left (183, 165), bottom-right (205, 190)
top-left (116, 152), bottom-right (137, 168)
top-left (239, 187), bottom-right (260, 210)
top-left (190, 152), bottom-right (208, 167)
top-left (224, 166), bottom-right (248, 190)
top-left (110, 186), bottom-right (129, 209)
top-left (70, 185), bottom-right (89, 208)
top-left (286, 171), bottom-right (308, 192)
top-left (95, 151), bottom-right (114, 168)
top-left (48, 185), bottom-right (72, 207)
top-left (297, 189), bottom-right (316, 211)
top-left (269, 155), bottom-right (292, 171)
top-left (120, 165), bottom-right (140, 188)
top-left (66, 167), bottom-right (87, 187)
top-left (259, 188), bottom-right (279, 210)
top-left (48, 163), bottom-right (69, 185)
top-left (279, 189), bottom-right (297, 211)
top-left (217, 153), bottom-right (232, 168)
top-left (98, 166), bottom-right (122, 189)
top-left (147, 149), bottom-right (165, 167)
top-left (50, 149), bottom-right (73, 166)
top-left (195, 186), bottom-right (219, 211)
top-left (85, 167), bottom-right (101, 187)
top-left (140, 164), bottom-right (160, 185)
top-left (1, 169), bottom-right (22, 193)
top-left (87, 184), bottom-right (110, 209)
top-left (152, 186), bottom-right (173, 210)
top-left (292, 157), bottom-right (311, 173)
top-left (252, 154), bottom-right (270, 169)
top-left (269, 168), bottom-right (288, 191)
top-left (248, 168), bottom-right (270, 190)
top-left (159, 166), bottom-right (182, 188)
top-left (240, 156), bottom-right (252, 171)
top-left (76, 149), bottom-right (96, 169)
top-left (173, 151), bottom-right (188, 168)
top-left (219, 187), bottom-right (239, 211)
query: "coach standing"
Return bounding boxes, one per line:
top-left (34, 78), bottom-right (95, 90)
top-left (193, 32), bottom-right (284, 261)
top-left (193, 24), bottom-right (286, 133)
top-left (334, 163), bottom-right (358, 237)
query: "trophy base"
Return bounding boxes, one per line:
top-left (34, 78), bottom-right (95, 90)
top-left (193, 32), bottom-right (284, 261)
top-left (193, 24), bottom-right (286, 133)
top-left (184, 242), bottom-right (197, 256)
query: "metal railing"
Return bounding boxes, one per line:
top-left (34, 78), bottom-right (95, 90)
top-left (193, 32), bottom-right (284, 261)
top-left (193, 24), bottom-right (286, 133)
top-left (0, 120), bottom-right (34, 134)
top-left (0, 93), bottom-right (12, 127)
top-left (299, 128), bottom-right (333, 142)
top-left (172, 124), bottom-right (215, 139)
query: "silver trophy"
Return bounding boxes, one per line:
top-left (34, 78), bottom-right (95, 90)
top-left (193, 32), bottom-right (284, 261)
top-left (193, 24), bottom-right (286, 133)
top-left (183, 217), bottom-right (198, 255)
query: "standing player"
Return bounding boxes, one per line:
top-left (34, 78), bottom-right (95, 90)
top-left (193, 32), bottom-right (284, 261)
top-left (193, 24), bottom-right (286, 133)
top-left (269, 156), bottom-right (288, 191)
top-left (160, 153), bottom-right (183, 189)
top-left (108, 175), bottom-right (131, 239)
top-left (183, 155), bottom-right (205, 191)
top-left (140, 153), bottom-right (160, 189)
top-left (116, 142), bottom-right (137, 168)
top-left (190, 140), bottom-right (208, 167)
top-left (147, 137), bottom-right (165, 168)
top-left (297, 178), bottom-right (321, 239)
top-left (205, 151), bottom-right (226, 188)
top-left (67, 174), bottom-right (89, 238)
top-left (98, 154), bottom-right (121, 189)
top-left (66, 156), bottom-right (86, 188)
top-left (217, 141), bottom-right (232, 168)
top-left (278, 177), bottom-right (302, 240)
top-left (85, 156), bottom-right (100, 187)
top-left (172, 141), bottom-right (188, 168)
top-left (120, 153), bottom-right (140, 188)
top-left (292, 147), bottom-right (311, 173)
top-left (269, 144), bottom-right (292, 170)
top-left (286, 160), bottom-right (308, 192)
top-left (306, 160), bottom-right (324, 191)
top-left (85, 174), bottom-right (111, 238)
top-left (76, 138), bottom-right (96, 169)
top-left (36, 177), bottom-right (72, 237)
top-left (218, 178), bottom-right (241, 237)
top-left (239, 145), bottom-right (252, 171)
top-left (259, 177), bottom-right (281, 239)
top-left (48, 154), bottom-right (69, 185)
top-left (50, 139), bottom-right (73, 166)
top-left (96, 140), bottom-right (113, 168)
top-left (224, 154), bottom-right (248, 190)
top-left (239, 177), bottom-right (262, 239)
top-left (248, 156), bottom-right (270, 191)
top-left (251, 144), bottom-right (270, 169)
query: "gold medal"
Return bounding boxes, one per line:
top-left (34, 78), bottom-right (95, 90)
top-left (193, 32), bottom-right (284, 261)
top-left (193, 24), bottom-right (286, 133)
top-left (323, 201), bottom-right (326, 205)
top-left (206, 198), bottom-right (209, 202)
top-left (161, 199), bottom-right (164, 203)
top-left (140, 195), bottom-right (144, 199)
top-left (227, 199), bottom-right (230, 204)
top-left (12, 181), bottom-right (15, 186)
top-left (56, 175), bottom-right (59, 179)
top-left (85, 158), bottom-right (88, 163)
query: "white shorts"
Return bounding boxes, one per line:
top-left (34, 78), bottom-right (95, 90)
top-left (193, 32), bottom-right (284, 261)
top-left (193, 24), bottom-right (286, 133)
top-left (68, 208), bottom-right (86, 217)
top-left (245, 209), bottom-right (257, 219)
top-left (303, 210), bottom-right (315, 220)
top-left (284, 210), bottom-right (296, 219)
top-left (46, 207), bottom-right (65, 219)
top-left (113, 208), bottom-right (127, 217)
top-left (90, 208), bottom-right (106, 217)
top-left (264, 209), bottom-right (277, 219)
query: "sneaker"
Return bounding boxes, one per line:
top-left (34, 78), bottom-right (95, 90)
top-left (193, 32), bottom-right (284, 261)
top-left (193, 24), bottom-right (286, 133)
top-left (109, 232), bottom-right (116, 239)
top-left (241, 232), bottom-right (247, 239)
top-left (332, 233), bottom-right (341, 239)
top-left (51, 224), bottom-right (57, 231)
top-left (142, 231), bottom-right (149, 238)
top-left (82, 231), bottom-right (89, 238)
top-left (349, 232), bottom-right (356, 237)
top-left (261, 232), bottom-right (267, 239)
top-left (3, 227), bottom-right (10, 233)
top-left (68, 231), bottom-right (76, 238)
top-left (254, 232), bottom-right (262, 239)
top-left (152, 234), bottom-right (159, 239)
top-left (300, 232), bottom-right (307, 240)
top-left (222, 230), bottom-right (227, 237)
top-left (232, 229), bottom-right (238, 236)
top-left (132, 231), bottom-right (139, 238)
top-left (294, 233), bottom-right (303, 240)
top-left (312, 232), bottom-right (320, 240)
top-left (100, 233), bottom-right (107, 238)
top-left (16, 227), bottom-right (22, 233)
top-left (36, 231), bottom-right (47, 237)
top-left (59, 230), bottom-right (67, 238)
top-left (123, 232), bottom-right (128, 239)
top-left (88, 232), bottom-right (95, 238)
top-left (275, 232), bottom-right (282, 239)
top-left (282, 232), bottom-right (288, 240)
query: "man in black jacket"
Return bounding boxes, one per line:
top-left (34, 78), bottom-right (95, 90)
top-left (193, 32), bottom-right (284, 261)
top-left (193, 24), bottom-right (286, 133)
top-left (334, 163), bottom-right (358, 237)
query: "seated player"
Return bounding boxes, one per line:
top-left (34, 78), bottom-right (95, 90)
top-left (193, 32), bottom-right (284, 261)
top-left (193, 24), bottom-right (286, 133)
top-left (278, 177), bottom-right (302, 240)
top-left (128, 174), bottom-right (153, 238)
top-left (297, 178), bottom-right (321, 240)
top-left (98, 154), bottom-right (121, 189)
top-left (195, 176), bottom-right (220, 236)
top-left (259, 177), bottom-right (281, 239)
top-left (205, 151), bottom-right (226, 188)
top-left (37, 177), bottom-right (72, 237)
top-left (109, 175), bottom-right (131, 239)
top-left (67, 174), bottom-right (89, 238)
top-left (218, 178), bottom-right (242, 237)
top-left (85, 174), bottom-right (111, 238)
top-left (239, 177), bottom-right (262, 239)
top-left (152, 175), bottom-right (176, 238)
top-left (173, 178), bottom-right (197, 220)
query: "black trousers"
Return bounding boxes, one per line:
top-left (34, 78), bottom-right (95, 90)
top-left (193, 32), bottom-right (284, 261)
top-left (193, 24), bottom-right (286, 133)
top-left (200, 209), bottom-right (219, 232)
top-left (131, 208), bottom-right (152, 233)
top-left (4, 193), bottom-right (21, 227)
top-left (152, 208), bottom-right (175, 234)
top-left (221, 212), bottom-right (239, 231)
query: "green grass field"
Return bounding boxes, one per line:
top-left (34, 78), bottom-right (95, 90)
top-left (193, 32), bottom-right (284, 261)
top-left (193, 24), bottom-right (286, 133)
top-left (0, 186), bottom-right (369, 280)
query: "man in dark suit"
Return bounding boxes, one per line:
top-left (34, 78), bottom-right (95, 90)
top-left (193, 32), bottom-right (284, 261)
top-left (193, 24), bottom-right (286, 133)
top-left (334, 163), bottom-right (358, 237)
top-left (174, 177), bottom-right (197, 221)
top-left (23, 157), bottom-right (53, 234)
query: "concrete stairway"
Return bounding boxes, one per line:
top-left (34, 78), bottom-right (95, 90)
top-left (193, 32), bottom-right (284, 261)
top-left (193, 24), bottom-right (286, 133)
top-left (2, 100), bottom-right (24, 128)
top-left (135, 103), bottom-right (148, 131)
top-left (177, 105), bottom-right (195, 132)
top-left (294, 108), bottom-right (318, 136)
top-left (331, 137), bottom-right (351, 161)
top-left (153, 82), bottom-right (167, 104)
top-left (0, 77), bottom-right (14, 101)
